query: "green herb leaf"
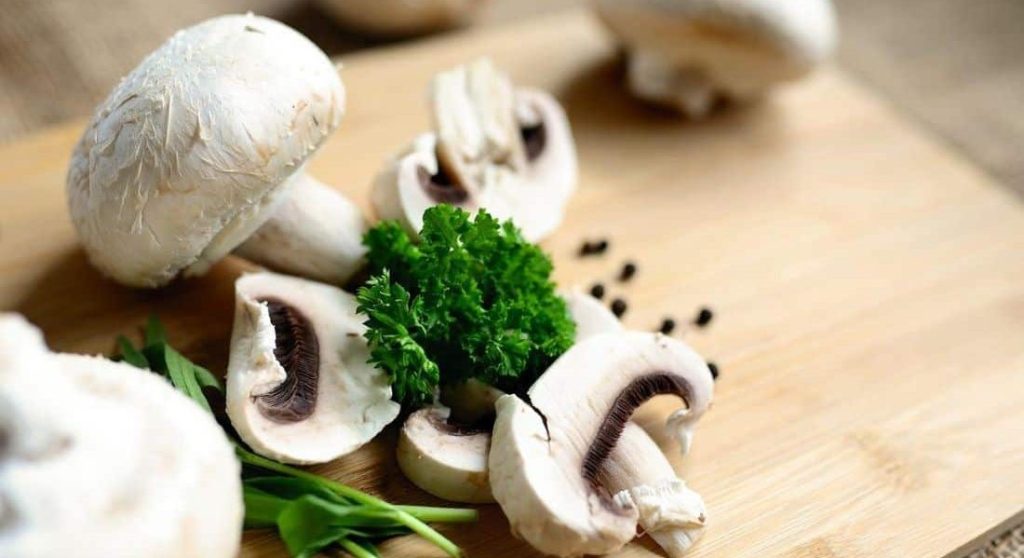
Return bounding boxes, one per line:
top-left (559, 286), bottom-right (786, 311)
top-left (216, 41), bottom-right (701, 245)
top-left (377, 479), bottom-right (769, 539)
top-left (359, 205), bottom-right (575, 406)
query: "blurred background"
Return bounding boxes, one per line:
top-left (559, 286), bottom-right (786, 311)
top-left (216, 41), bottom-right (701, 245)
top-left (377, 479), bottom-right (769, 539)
top-left (1, 0), bottom-right (1022, 196)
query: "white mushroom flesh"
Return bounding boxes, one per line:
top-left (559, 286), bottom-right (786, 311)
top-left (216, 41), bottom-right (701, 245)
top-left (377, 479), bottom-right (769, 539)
top-left (67, 14), bottom-right (347, 287)
top-left (235, 173), bottom-right (368, 285)
top-left (604, 423), bottom-right (707, 556)
top-left (226, 271), bottom-right (400, 465)
top-left (396, 407), bottom-right (494, 503)
top-left (489, 331), bottom-right (714, 556)
top-left (371, 58), bottom-right (577, 242)
top-left (0, 314), bottom-right (242, 558)
top-left (594, 0), bottom-right (837, 116)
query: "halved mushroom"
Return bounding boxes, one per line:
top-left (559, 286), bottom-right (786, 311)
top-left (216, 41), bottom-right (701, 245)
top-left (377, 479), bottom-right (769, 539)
top-left (563, 288), bottom-right (624, 340)
top-left (396, 406), bottom-right (493, 504)
top-left (0, 314), bottom-right (242, 557)
top-left (226, 271), bottom-right (400, 465)
top-left (602, 423), bottom-right (707, 556)
top-left (371, 58), bottom-right (576, 242)
top-left (593, 0), bottom-right (837, 117)
top-left (316, 0), bottom-right (488, 37)
top-left (488, 331), bottom-right (714, 556)
top-left (66, 14), bottom-right (366, 288)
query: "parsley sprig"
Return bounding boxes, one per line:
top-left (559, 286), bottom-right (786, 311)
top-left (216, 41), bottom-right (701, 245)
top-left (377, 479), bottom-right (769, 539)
top-left (117, 317), bottom-right (476, 558)
top-left (357, 206), bottom-right (576, 407)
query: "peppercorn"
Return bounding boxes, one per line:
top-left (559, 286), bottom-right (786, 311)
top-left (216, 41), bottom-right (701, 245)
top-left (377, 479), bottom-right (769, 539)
top-left (619, 261), bottom-right (637, 281)
top-left (694, 307), bottom-right (714, 327)
top-left (594, 239), bottom-right (609, 254)
top-left (658, 318), bottom-right (676, 335)
top-left (610, 298), bottom-right (628, 318)
top-left (578, 238), bottom-right (610, 257)
top-left (589, 283), bottom-right (606, 300)
top-left (707, 361), bottom-right (719, 380)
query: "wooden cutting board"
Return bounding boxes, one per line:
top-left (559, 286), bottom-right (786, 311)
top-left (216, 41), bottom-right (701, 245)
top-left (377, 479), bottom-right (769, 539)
top-left (1, 9), bottom-right (1022, 558)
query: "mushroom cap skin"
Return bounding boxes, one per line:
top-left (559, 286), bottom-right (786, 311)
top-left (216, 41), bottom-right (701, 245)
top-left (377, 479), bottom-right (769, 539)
top-left (563, 288), bottom-right (624, 340)
top-left (603, 423), bottom-right (707, 557)
top-left (226, 271), bottom-right (400, 465)
top-left (594, 0), bottom-right (837, 115)
top-left (396, 407), bottom-right (495, 503)
top-left (488, 331), bottom-right (714, 556)
top-left (371, 59), bottom-right (577, 242)
top-left (234, 173), bottom-right (368, 285)
top-left (315, 0), bottom-right (487, 37)
top-left (0, 314), bottom-right (242, 558)
top-left (66, 14), bottom-right (345, 287)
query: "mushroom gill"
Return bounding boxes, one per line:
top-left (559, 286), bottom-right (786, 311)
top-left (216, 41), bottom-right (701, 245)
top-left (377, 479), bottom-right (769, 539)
top-left (256, 297), bottom-right (320, 423)
top-left (582, 373), bottom-right (692, 485)
top-left (417, 165), bottom-right (469, 205)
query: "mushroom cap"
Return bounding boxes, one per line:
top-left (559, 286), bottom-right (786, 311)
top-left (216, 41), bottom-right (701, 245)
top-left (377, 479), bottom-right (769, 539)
top-left (371, 59), bottom-right (576, 242)
top-left (595, 0), bottom-right (836, 98)
top-left (226, 271), bottom-right (399, 465)
top-left (0, 315), bottom-right (242, 558)
top-left (488, 331), bottom-right (714, 556)
top-left (316, 0), bottom-right (486, 36)
top-left (67, 14), bottom-right (345, 287)
top-left (396, 407), bottom-right (494, 503)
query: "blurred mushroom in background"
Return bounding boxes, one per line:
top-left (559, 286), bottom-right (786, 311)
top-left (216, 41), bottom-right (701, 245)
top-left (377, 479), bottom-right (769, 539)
top-left (315, 0), bottom-right (489, 37)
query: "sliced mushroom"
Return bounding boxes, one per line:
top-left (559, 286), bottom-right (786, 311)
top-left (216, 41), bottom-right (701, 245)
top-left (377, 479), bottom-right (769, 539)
top-left (371, 58), bottom-right (576, 242)
top-left (0, 314), bottom-right (242, 557)
top-left (396, 407), bottom-right (493, 504)
top-left (602, 423), bottom-right (707, 556)
top-left (563, 288), bottom-right (624, 340)
top-left (316, 0), bottom-right (487, 36)
top-left (593, 0), bottom-right (837, 117)
top-left (489, 331), bottom-right (714, 556)
top-left (226, 271), bottom-right (399, 465)
top-left (66, 14), bottom-right (366, 288)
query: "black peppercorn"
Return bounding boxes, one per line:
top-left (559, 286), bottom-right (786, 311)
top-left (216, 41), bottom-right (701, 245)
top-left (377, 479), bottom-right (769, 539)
top-left (578, 238), bottom-right (610, 257)
top-left (694, 307), bottom-right (714, 327)
top-left (658, 318), bottom-right (676, 334)
top-left (589, 283), bottom-right (606, 300)
top-left (594, 239), bottom-right (609, 254)
top-left (619, 261), bottom-right (637, 281)
top-left (707, 361), bottom-right (719, 380)
top-left (610, 298), bottom-right (628, 318)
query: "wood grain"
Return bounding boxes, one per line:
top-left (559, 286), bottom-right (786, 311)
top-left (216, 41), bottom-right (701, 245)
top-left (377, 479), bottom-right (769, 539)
top-left (1, 10), bottom-right (1022, 558)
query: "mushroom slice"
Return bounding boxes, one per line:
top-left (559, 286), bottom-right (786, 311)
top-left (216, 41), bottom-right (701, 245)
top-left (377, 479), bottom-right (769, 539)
top-left (226, 271), bottom-right (399, 465)
top-left (66, 14), bottom-right (364, 288)
top-left (563, 288), bottom-right (624, 340)
top-left (0, 314), bottom-right (242, 558)
top-left (593, 0), bottom-right (837, 117)
top-left (371, 58), bottom-right (577, 242)
top-left (396, 407), bottom-right (494, 504)
top-left (489, 331), bottom-right (714, 556)
top-left (603, 423), bottom-right (707, 557)
top-left (315, 0), bottom-right (487, 37)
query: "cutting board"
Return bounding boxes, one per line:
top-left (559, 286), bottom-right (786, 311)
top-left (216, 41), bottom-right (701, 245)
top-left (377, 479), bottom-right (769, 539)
top-left (1, 9), bottom-right (1022, 558)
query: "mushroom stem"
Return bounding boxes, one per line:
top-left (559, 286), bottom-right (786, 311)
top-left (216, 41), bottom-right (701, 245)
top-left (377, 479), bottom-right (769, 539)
top-left (628, 50), bottom-right (718, 118)
top-left (234, 173), bottom-right (367, 285)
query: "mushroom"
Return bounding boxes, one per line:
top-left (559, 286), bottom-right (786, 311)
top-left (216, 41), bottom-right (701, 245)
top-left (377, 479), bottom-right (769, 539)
top-left (563, 288), bottom-right (624, 339)
top-left (602, 423), bottom-right (707, 556)
top-left (396, 406), bottom-right (493, 504)
top-left (371, 58), bottom-right (577, 242)
top-left (593, 0), bottom-right (837, 117)
top-left (316, 0), bottom-right (488, 37)
top-left (0, 314), bottom-right (242, 557)
top-left (488, 331), bottom-right (714, 556)
top-left (226, 271), bottom-right (400, 465)
top-left (66, 14), bottom-right (366, 288)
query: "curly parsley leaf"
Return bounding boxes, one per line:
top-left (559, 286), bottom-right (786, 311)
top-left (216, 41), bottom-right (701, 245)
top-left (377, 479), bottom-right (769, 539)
top-left (358, 205), bottom-right (575, 406)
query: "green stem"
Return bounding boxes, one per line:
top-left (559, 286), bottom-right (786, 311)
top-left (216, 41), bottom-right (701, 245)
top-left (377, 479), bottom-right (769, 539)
top-left (395, 505), bottom-right (478, 523)
top-left (237, 447), bottom-right (469, 557)
top-left (338, 538), bottom-right (377, 558)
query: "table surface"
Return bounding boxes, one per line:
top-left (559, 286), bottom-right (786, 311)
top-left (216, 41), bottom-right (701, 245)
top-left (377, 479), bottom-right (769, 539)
top-left (1, 10), bottom-right (1022, 558)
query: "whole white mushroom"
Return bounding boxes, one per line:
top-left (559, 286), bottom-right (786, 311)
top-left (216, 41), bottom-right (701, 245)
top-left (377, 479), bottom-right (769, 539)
top-left (67, 14), bottom-right (366, 288)
top-left (594, 0), bottom-right (837, 117)
top-left (0, 314), bottom-right (243, 558)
